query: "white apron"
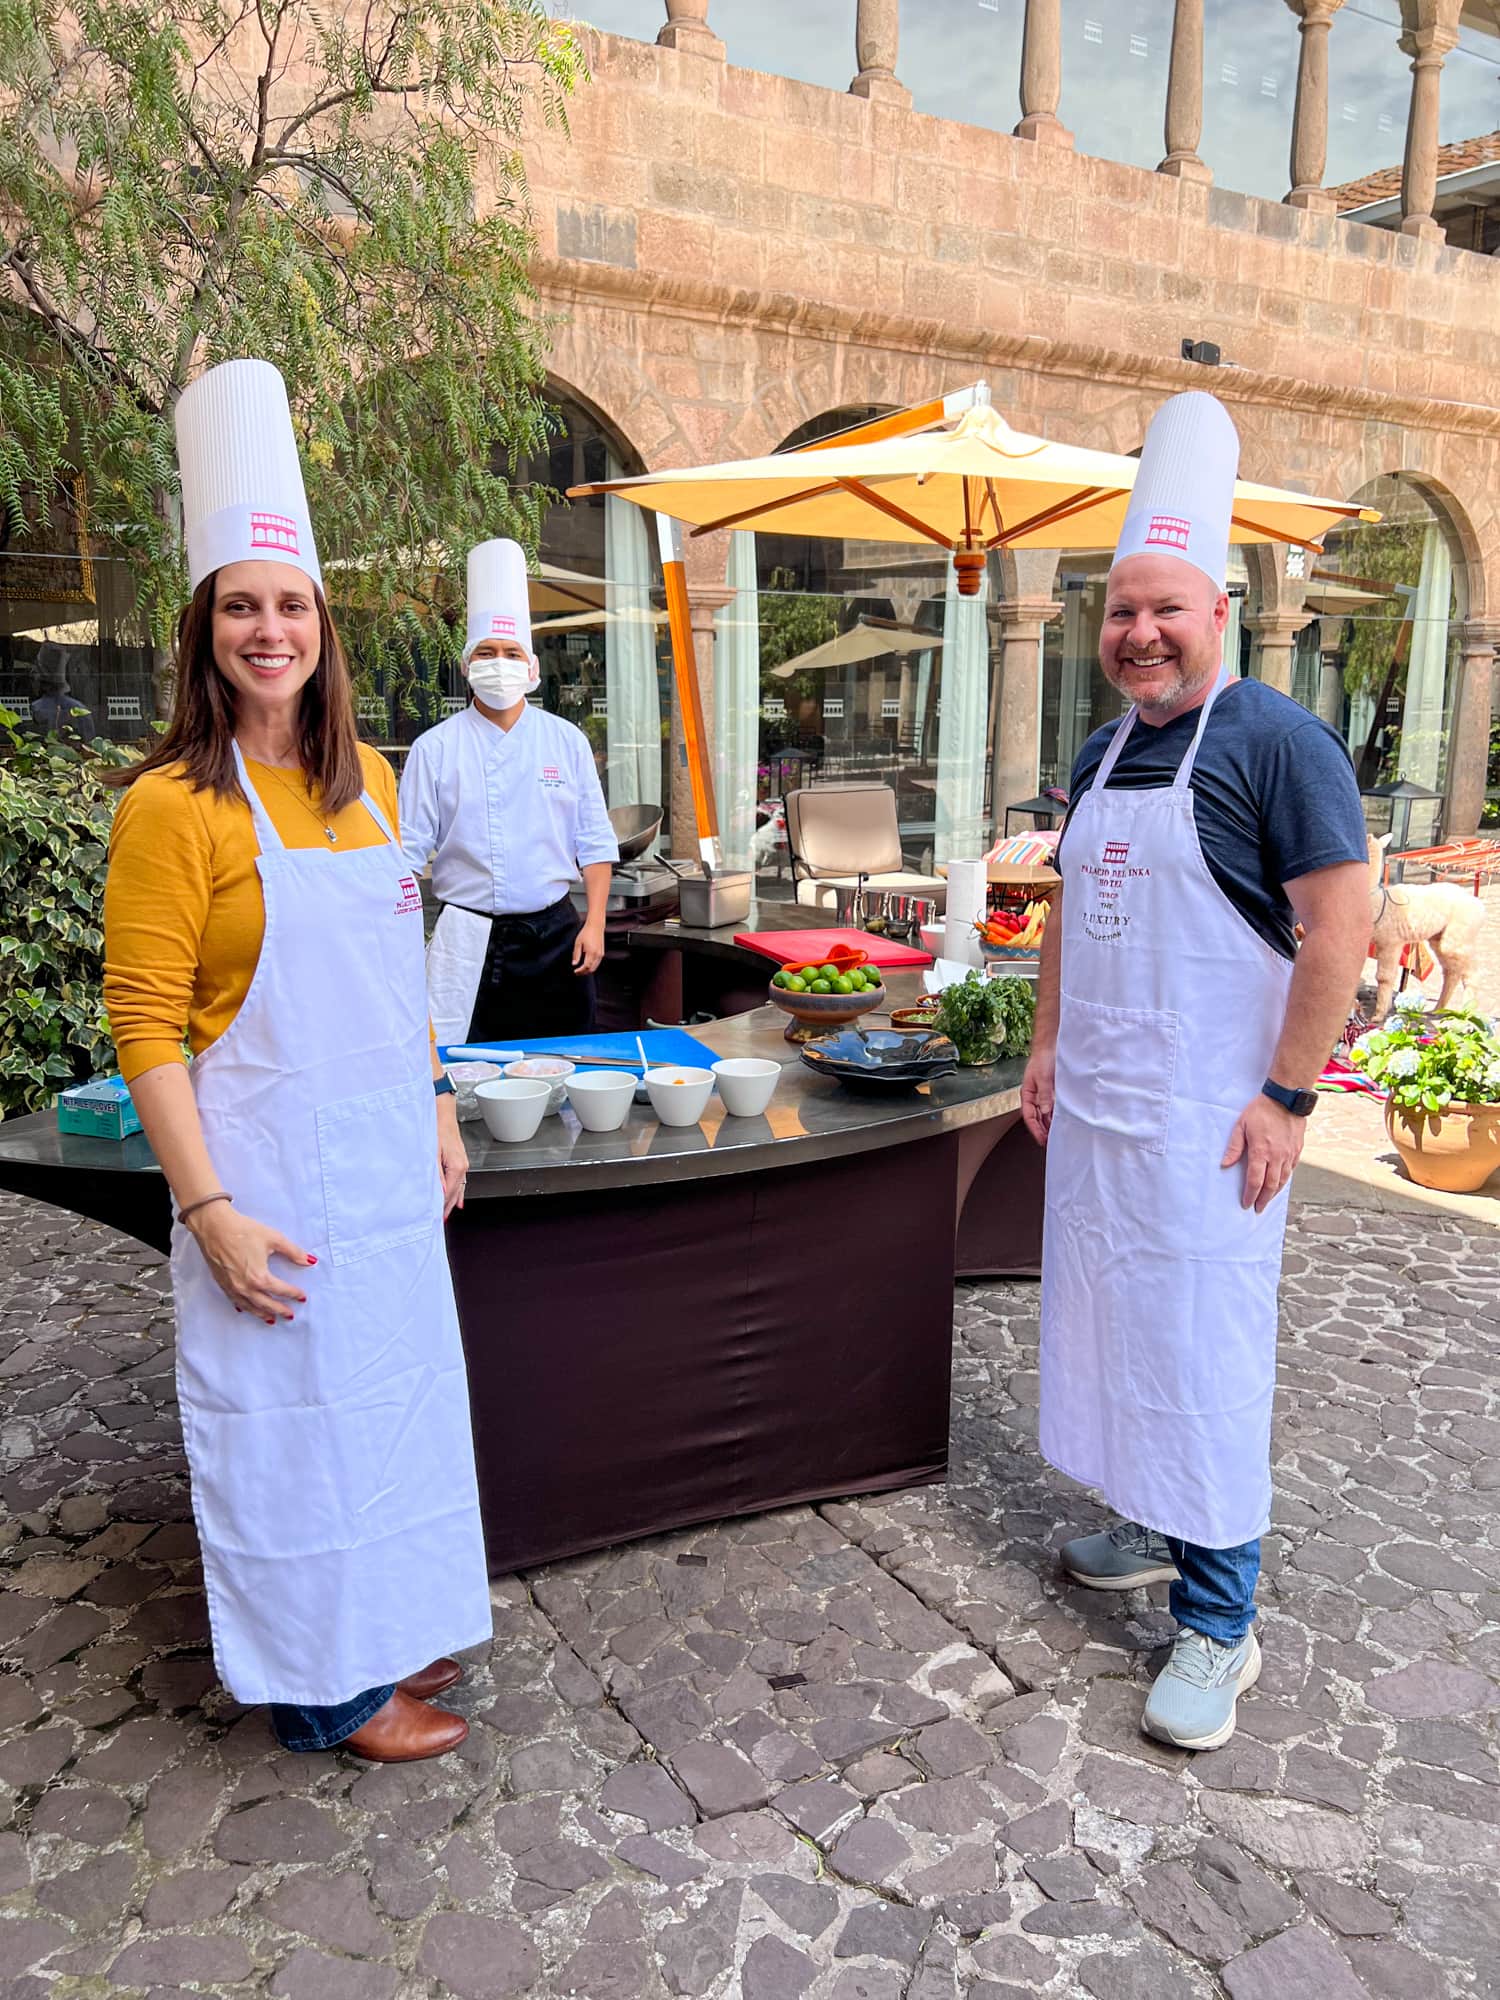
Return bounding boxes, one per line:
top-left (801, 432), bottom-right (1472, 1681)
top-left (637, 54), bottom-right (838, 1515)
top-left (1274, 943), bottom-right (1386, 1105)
top-left (1038, 674), bottom-right (1292, 1549)
top-left (425, 903), bottom-right (490, 1049)
top-left (171, 749), bottom-right (492, 1706)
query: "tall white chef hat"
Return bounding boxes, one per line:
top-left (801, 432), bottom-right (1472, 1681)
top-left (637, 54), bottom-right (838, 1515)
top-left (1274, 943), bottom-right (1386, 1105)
top-left (175, 359), bottom-right (321, 593)
top-left (464, 538), bottom-right (535, 666)
top-left (1112, 390), bottom-right (1239, 590)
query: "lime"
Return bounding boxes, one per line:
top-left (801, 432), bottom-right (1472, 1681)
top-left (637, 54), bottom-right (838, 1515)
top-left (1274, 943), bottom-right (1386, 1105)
top-left (810, 978), bottom-right (832, 994)
top-left (818, 964), bottom-right (840, 980)
top-left (833, 975), bottom-right (853, 995)
top-left (772, 970), bottom-right (790, 989)
top-left (786, 975), bottom-right (807, 992)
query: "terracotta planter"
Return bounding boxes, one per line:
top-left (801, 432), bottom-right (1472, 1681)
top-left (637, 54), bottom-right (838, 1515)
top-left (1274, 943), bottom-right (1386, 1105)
top-left (1385, 1099), bottom-right (1500, 1194)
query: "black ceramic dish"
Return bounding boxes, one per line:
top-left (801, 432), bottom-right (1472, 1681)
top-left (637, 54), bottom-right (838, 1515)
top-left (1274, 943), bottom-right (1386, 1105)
top-left (798, 1026), bottom-right (959, 1090)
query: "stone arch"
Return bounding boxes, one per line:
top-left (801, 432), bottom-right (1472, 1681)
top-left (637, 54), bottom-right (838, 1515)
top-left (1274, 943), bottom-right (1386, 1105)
top-left (542, 372), bottom-right (650, 482)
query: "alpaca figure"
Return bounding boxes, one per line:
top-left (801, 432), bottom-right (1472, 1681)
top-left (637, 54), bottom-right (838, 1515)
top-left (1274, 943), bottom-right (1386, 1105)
top-left (1367, 834), bottom-right (1486, 1020)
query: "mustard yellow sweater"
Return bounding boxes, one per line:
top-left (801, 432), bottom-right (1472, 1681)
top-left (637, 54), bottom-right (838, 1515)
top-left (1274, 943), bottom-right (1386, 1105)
top-left (105, 746), bottom-right (405, 1084)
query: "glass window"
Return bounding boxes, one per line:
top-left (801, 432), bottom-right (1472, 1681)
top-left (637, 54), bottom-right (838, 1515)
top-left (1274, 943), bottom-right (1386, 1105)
top-left (1304, 474), bottom-right (1459, 836)
top-left (1038, 557), bottom-right (1127, 791)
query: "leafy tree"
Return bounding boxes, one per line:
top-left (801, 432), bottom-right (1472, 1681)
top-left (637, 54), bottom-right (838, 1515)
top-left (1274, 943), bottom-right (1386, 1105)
top-left (0, 0), bottom-right (585, 710)
top-left (0, 717), bottom-right (132, 1115)
top-left (758, 565), bottom-right (838, 708)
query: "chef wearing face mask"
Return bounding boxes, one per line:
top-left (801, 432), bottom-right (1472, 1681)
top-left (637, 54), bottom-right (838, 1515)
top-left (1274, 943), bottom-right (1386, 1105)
top-left (399, 539), bottom-right (619, 1048)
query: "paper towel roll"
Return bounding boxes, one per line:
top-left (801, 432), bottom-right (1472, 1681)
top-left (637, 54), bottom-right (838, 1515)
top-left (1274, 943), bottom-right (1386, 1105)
top-left (942, 858), bottom-right (987, 969)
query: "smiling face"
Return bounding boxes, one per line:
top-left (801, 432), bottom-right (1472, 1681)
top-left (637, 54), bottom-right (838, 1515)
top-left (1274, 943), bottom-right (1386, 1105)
top-left (210, 561), bottom-right (321, 716)
top-left (1100, 552), bottom-right (1228, 722)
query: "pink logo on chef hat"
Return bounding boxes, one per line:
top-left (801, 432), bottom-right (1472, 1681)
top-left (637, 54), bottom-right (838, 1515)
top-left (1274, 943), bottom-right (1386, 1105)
top-left (1144, 515), bottom-right (1191, 553)
top-left (489, 615), bottom-right (518, 637)
top-left (249, 511), bottom-right (300, 556)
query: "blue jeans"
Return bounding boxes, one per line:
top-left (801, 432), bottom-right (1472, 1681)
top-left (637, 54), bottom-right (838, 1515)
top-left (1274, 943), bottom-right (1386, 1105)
top-left (1166, 1537), bottom-right (1260, 1645)
top-left (270, 1683), bottom-right (394, 1752)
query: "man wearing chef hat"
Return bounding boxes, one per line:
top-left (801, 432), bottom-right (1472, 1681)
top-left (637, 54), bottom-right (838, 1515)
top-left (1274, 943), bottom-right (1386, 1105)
top-left (399, 539), bottom-right (619, 1049)
top-left (1021, 392), bottom-right (1370, 1750)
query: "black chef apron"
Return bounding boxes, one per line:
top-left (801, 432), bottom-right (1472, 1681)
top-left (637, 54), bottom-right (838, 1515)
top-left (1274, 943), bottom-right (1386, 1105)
top-left (456, 893), bottom-right (596, 1043)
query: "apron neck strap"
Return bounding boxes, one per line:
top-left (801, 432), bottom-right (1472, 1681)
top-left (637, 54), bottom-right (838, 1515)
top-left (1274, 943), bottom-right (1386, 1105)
top-left (232, 742), bottom-right (285, 853)
top-left (360, 790), bottom-right (396, 845)
top-left (233, 740), bottom-right (391, 849)
top-left (1094, 669), bottom-right (1231, 792)
top-left (1173, 670), bottom-right (1231, 790)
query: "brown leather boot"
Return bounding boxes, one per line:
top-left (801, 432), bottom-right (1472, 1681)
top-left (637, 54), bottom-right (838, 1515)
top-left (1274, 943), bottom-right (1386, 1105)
top-left (341, 1689), bottom-right (468, 1763)
top-left (399, 1657), bottom-right (462, 1701)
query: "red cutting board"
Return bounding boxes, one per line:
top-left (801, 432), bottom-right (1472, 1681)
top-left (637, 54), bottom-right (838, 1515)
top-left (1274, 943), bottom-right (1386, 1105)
top-left (733, 926), bottom-right (933, 969)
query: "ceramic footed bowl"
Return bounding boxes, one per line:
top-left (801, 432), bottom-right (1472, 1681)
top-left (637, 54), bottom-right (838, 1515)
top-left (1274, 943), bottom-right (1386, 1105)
top-left (767, 978), bottom-right (886, 1044)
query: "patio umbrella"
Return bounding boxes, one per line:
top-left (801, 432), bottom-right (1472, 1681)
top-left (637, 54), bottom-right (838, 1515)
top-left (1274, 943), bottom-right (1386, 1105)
top-left (570, 399), bottom-right (1380, 596)
top-left (769, 618), bottom-right (943, 679)
top-left (531, 605), bottom-right (666, 634)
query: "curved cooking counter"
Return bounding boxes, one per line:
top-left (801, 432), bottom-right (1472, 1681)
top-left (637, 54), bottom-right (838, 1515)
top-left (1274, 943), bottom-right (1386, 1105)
top-left (0, 972), bottom-right (1043, 1573)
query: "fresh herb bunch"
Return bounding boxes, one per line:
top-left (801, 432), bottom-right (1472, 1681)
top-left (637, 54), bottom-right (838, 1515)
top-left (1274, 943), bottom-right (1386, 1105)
top-left (1349, 998), bottom-right (1500, 1114)
top-left (935, 972), bottom-right (1036, 1066)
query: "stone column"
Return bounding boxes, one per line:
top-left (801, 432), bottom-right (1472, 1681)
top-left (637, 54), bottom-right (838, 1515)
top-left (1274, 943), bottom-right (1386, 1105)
top-left (1446, 620), bottom-right (1499, 836)
top-left (1158, 0), bottom-right (1211, 183)
top-left (1015, 0), bottom-right (1073, 147)
top-left (658, 0), bottom-right (724, 60)
top-left (1284, 0), bottom-right (1345, 212)
top-left (1316, 649), bottom-right (1344, 727)
top-left (1245, 610), bottom-right (1313, 696)
top-left (990, 598), bottom-right (1064, 830)
top-left (850, 0), bottom-right (910, 104)
top-left (1399, 2), bottom-right (1462, 242)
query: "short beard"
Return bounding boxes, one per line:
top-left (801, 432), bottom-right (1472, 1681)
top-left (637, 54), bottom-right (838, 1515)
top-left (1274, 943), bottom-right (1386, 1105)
top-left (1128, 656), bottom-right (1219, 716)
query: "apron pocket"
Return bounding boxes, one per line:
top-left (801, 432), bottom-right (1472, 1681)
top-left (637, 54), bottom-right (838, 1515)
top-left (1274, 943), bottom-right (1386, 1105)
top-left (316, 1078), bottom-right (441, 1266)
top-left (1054, 992), bottom-right (1178, 1155)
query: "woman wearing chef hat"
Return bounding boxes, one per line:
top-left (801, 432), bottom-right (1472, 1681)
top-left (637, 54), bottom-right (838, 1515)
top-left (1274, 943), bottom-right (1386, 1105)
top-left (398, 538), bottom-right (619, 1050)
top-left (103, 360), bottom-right (492, 1763)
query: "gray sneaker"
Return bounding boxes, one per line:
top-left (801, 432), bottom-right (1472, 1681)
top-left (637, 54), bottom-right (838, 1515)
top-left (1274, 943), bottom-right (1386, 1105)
top-left (1143, 1626), bottom-right (1261, 1750)
top-left (1060, 1520), bottom-right (1180, 1590)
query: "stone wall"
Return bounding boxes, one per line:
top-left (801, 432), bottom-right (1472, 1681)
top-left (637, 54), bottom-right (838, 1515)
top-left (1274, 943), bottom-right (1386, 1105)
top-left (503, 26), bottom-right (1500, 827)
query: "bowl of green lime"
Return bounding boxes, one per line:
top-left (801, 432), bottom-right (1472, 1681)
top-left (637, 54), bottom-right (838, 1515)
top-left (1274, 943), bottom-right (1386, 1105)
top-left (767, 961), bottom-right (887, 1043)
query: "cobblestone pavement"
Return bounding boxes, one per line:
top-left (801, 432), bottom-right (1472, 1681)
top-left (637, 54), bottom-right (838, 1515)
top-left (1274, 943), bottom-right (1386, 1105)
top-left (1, 1187), bottom-right (1497, 2000)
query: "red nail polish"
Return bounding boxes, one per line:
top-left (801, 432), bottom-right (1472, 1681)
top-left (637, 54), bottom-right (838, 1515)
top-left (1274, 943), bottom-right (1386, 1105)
top-left (307, 1255), bottom-right (317, 1266)
top-left (265, 1316), bottom-right (276, 1325)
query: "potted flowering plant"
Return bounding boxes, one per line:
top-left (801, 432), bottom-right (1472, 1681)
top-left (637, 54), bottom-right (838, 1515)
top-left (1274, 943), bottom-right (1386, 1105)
top-left (1350, 996), bottom-right (1500, 1193)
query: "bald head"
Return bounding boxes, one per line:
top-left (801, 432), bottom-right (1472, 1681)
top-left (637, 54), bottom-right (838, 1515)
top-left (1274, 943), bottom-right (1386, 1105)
top-left (1100, 551), bottom-right (1229, 723)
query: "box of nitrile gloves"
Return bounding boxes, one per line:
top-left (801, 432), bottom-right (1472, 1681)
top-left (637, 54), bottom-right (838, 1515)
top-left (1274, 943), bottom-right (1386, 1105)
top-left (56, 1075), bottom-right (142, 1142)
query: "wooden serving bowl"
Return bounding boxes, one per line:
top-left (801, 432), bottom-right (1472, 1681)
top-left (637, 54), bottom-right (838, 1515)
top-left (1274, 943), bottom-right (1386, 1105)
top-left (766, 978), bottom-right (887, 1044)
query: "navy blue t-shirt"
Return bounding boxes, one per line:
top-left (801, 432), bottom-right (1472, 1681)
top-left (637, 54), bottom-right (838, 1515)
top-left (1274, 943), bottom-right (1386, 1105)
top-left (1063, 678), bottom-right (1369, 960)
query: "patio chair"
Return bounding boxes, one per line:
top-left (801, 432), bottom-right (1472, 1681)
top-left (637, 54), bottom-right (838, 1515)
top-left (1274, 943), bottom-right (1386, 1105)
top-left (784, 783), bottom-right (947, 912)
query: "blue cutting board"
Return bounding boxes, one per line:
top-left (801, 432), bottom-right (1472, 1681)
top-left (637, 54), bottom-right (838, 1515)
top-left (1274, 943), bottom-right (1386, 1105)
top-left (439, 1026), bottom-right (718, 1073)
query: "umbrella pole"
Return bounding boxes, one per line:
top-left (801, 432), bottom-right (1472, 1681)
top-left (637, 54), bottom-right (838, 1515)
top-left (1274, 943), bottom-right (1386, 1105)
top-left (656, 513), bottom-right (722, 872)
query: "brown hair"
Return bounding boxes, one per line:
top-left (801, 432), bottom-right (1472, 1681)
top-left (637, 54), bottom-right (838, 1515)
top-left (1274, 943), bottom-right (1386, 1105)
top-left (110, 572), bottom-right (365, 813)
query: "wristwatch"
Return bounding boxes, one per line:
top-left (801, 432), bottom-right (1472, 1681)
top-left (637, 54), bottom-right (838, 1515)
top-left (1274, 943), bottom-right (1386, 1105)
top-left (434, 1073), bottom-right (456, 1098)
top-left (1262, 1077), bottom-right (1318, 1117)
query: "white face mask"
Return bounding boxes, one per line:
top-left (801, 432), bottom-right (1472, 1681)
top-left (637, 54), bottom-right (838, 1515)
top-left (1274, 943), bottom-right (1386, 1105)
top-left (467, 656), bottom-right (535, 711)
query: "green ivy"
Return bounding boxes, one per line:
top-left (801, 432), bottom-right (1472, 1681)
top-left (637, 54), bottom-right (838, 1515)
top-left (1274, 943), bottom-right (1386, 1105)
top-left (0, 715), bottom-right (132, 1117)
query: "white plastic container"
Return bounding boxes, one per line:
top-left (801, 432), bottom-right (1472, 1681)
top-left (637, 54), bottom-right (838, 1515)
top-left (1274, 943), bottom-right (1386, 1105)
top-left (644, 1064), bottom-right (715, 1127)
top-left (565, 1070), bottom-right (636, 1133)
top-left (710, 1058), bottom-right (780, 1118)
top-left (475, 1077), bottom-right (551, 1143)
top-left (445, 1060), bottom-right (502, 1122)
top-left (502, 1056), bottom-right (574, 1115)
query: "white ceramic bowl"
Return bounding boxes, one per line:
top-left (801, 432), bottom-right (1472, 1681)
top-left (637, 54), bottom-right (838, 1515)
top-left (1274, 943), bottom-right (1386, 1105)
top-left (565, 1070), bottom-right (636, 1133)
top-left (710, 1057), bottom-right (780, 1118)
top-left (475, 1077), bottom-right (551, 1143)
top-left (502, 1057), bottom-right (574, 1115)
top-left (445, 1060), bottom-right (502, 1122)
top-left (644, 1064), bottom-right (715, 1127)
top-left (920, 924), bottom-right (945, 957)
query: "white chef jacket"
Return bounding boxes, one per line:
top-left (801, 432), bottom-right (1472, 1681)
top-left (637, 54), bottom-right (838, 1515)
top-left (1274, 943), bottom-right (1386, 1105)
top-left (399, 700), bottom-right (619, 914)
